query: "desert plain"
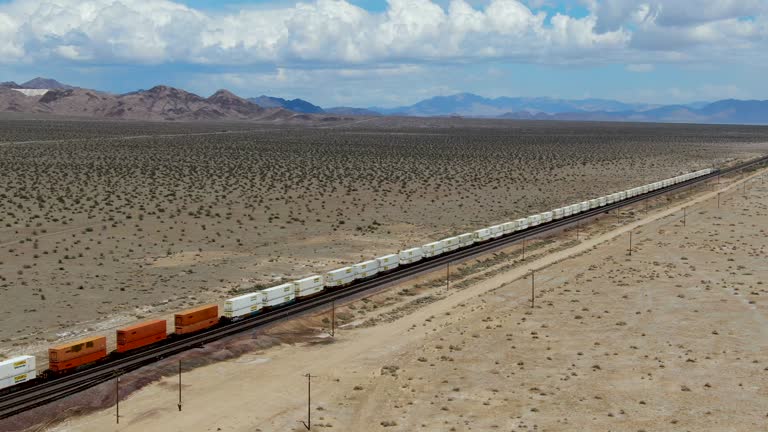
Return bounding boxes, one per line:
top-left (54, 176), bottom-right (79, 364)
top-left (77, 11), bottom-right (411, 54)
top-left (0, 115), bottom-right (767, 431)
top-left (13, 132), bottom-right (763, 432)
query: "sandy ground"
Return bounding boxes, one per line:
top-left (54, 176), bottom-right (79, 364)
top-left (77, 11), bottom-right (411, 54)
top-left (34, 167), bottom-right (768, 432)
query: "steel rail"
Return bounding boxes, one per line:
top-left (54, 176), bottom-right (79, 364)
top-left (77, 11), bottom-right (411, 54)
top-left (1, 154), bottom-right (767, 419)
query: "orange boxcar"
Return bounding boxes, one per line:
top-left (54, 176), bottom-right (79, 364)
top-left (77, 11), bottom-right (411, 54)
top-left (174, 305), bottom-right (218, 327)
top-left (116, 319), bottom-right (167, 353)
top-left (49, 336), bottom-right (108, 372)
top-left (175, 318), bottom-right (218, 335)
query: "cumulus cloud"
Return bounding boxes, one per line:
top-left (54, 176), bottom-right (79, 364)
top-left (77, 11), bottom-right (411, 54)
top-left (594, 0), bottom-right (768, 30)
top-left (0, 0), bottom-right (764, 69)
top-left (0, 0), bottom-right (629, 65)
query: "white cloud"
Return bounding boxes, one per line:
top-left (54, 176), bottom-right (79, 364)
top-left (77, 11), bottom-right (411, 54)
top-left (0, 0), bottom-right (764, 72)
top-left (594, 0), bottom-right (768, 30)
top-left (0, 0), bottom-right (629, 66)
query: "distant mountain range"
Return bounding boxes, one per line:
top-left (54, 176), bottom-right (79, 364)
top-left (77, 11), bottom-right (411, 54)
top-left (497, 99), bottom-right (768, 125)
top-left (0, 79), bottom-right (312, 122)
top-left (247, 95), bottom-right (324, 114)
top-left (1, 78), bottom-right (74, 90)
top-left (366, 93), bottom-right (768, 125)
top-left (370, 93), bottom-right (659, 117)
top-left (1, 77), bottom-right (767, 125)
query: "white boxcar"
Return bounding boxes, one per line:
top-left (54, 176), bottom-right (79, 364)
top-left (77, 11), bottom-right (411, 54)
top-left (399, 247), bottom-right (423, 264)
top-left (569, 203), bottom-right (581, 215)
top-left (580, 201), bottom-right (589, 212)
top-left (262, 283), bottom-right (296, 307)
top-left (515, 218), bottom-right (529, 231)
top-left (0, 370), bottom-right (36, 390)
top-left (422, 241), bottom-right (444, 258)
top-left (458, 233), bottom-right (474, 248)
top-left (541, 211), bottom-right (553, 223)
top-left (619, 191), bottom-right (627, 200)
top-left (0, 356), bottom-right (35, 379)
top-left (224, 292), bottom-right (263, 318)
top-left (589, 198), bottom-right (600, 208)
top-left (441, 236), bottom-right (460, 252)
top-left (294, 275), bottom-right (323, 291)
top-left (564, 205), bottom-right (573, 216)
top-left (325, 266), bottom-right (357, 287)
top-left (501, 222), bottom-right (517, 234)
top-left (489, 224), bottom-right (504, 238)
top-left (354, 260), bottom-right (380, 279)
top-left (294, 275), bottom-right (324, 298)
top-left (553, 208), bottom-right (565, 220)
top-left (473, 228), bottom-right (492, 242)
top-left (377, 254), bottom-right (400, 272)
top-left (527, 214), bottom-right (541, 227)
top-left (598, 196), bottom-right (608, 206)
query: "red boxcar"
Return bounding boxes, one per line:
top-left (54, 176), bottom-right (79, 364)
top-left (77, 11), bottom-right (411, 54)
top-left (116, 319), bottom-right (167, 353)
top-left (175, 318), bottom-right (219, 335)
top-left (175, 305), bottom-right (218, 327)
top-left (49, 336), bottom-right (107, 372)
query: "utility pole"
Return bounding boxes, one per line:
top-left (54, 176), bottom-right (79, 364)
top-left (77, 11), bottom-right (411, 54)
top-left (522, 237), bottom-right (526, 261)
top-left (683, 207), bottom-right (687, 227)
top-left (530, 270), bottom-right (535, 309)
top-left (446, 262), bottom-right (450, 290)
top-left (717, 192), bottom-right (721, 209)
top-left (178, 360), bottom-right (182, 411)
top-left (115, 371), bottom-right (121, 424)
top-left (300, 374), bottom-right (314, 430)
top-left (576, 221), bottom-right (580, 240)
top-left (628, 230), bottom-right (632, 256)
top-left (329, 301), bottom-right (336, 337)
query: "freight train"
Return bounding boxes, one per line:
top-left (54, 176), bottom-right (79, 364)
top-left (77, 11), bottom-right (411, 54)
top-left (0, 168), bottom-right (714, 392)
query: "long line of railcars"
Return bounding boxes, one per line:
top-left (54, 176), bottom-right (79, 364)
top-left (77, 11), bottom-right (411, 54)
top-left (0, 167), bottom-right (714, 391)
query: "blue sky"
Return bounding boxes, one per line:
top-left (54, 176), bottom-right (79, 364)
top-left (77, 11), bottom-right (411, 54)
top-left (0, 0), bottom-right (766, 107)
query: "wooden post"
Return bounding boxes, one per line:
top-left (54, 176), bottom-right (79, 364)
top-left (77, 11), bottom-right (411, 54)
top-left (522, 237), bottom-right (526, 261)
top-left (300, 374), bottom-right (313, 430)
top-left (115, 372), bottom-right (120, 424)
top-left (530, 270), bottom-right (535, 309)
top-left (178, 360), bottom-right (182, 411)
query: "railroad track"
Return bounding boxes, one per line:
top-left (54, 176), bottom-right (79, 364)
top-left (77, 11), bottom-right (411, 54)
top-left (1, 155), bottom-right (767, 420)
